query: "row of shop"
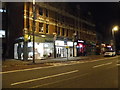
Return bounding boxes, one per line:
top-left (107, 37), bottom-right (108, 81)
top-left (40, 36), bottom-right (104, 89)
top-left (14, 35), bottom-right (96, 60)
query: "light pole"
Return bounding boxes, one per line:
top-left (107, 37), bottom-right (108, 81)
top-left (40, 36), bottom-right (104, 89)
top-left (32, 0), bottom-right (36, 63)
top-left (53, 32), bottom-right (56, 58)
top-left (73, 32), bottom-right (77, 57)
top-left (23, 28), bottom-right (28, 61)
top-left (112, 25), bottom-right (119, 51)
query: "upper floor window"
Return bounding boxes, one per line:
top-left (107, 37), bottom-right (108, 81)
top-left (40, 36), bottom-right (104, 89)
top-left (55, 26), bottom-right (57, 34)
top-left (66, 29), bottom-right (68, 37)
top-left (46, 9), bottom-right (49, 17)
top-left (46, 24), bottom-right (49, 33)
top-left (39, 23), bottom-right (44, 32)
top-left (57, 27), bottom-right (60, 35)
top-left (62, 16), bottom-right (64, 22)
top-left (62, 28), bottom-right (65, 36)
top-left (39, 7), bottom-right (43, 16)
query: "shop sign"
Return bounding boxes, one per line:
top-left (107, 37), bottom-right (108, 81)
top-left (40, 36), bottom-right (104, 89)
top-left (55, 40), bottom-right (64, 46)
top-left (55, 40), bottom-right (73, 47)
top-left (67, 42), bottom-right (73, 46)
top-left (78, 40), bottom-right (84, 43)
top-left (24, 34), bottom-right (29, 41)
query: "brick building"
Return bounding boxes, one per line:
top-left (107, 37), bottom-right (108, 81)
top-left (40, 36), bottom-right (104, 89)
top-left (2, 2), bottom-right (97, 60)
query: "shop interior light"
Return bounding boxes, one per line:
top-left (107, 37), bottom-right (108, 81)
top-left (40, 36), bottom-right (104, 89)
top-left (41, 35), bottom-right (46, 37)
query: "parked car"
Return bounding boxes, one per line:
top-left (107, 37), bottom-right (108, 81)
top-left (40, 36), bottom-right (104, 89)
top-left (104, 51), bottom-right (116, 57)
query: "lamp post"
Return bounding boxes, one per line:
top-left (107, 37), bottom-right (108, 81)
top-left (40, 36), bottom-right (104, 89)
top-left (23, 28), bottom-right (28, 61)
top-left (112, 25), bottom-right (119, 51)
top-left (73, 32), bottom-right (77, 57)
top-left (32, 0), bottom-right (36, 63)
top-left (53, 32), bottom-right (56, 58)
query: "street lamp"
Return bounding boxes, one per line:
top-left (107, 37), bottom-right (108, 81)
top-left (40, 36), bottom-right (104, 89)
top-left (53, 32), bottom-right (57, 58)
top-left (72, 32), bottom-right (77, 57)
top-left (112, 26), bottom-right (119, 38)
top-left (112, 25), bottom-right (119, 51)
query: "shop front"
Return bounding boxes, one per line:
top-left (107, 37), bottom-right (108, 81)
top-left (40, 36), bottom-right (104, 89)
top-left (55, 40), bottom-right (73, 58)
top-left (76, 40), bottom-right (86, 56)
top-left (76, 39), bottom-right (96, 56)
top-left (14, 35), bottom-right (54, 60)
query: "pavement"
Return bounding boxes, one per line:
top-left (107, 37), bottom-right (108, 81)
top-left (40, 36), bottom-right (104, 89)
top-left (2, 55), bottom-right (104, 72)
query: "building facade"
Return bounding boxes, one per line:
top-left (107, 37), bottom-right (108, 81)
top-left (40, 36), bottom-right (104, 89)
top-left (2, 2), bottom-right (97, 60)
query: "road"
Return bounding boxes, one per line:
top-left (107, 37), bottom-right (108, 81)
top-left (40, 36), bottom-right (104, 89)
top-left (2, 56), bottom-right (120, 88)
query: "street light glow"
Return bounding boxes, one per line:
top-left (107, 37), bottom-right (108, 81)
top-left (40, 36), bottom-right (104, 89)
top-left (112, 26), bottom-right (119, 32)
top-left (112, 25), bottom-right (119, 51)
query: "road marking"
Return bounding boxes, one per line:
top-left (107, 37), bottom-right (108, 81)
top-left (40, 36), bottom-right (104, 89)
top-left (11, 70), bottom-right (79, 86)
top-left (92, 62), bottom-right (113, 68)
top-left (1, 56), bottom-right (119, 74)
top-left (30, 73), bottom-right (88, 88)
top-left (89, 56), bottom-right (118, 63)
top-left (116, 64), bottom-right (120, 66)
top-left (0, 65), bottom-right (56, 74)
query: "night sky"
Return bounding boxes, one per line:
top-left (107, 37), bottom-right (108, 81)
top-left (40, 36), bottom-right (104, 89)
top-left (69, 2), bottom-right (120, 44)
top-left (88, 2), bottom-right (120, 43)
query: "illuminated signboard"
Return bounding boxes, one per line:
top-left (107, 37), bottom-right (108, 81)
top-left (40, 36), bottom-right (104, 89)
top-left (78, 40), bottom-right (84, 43)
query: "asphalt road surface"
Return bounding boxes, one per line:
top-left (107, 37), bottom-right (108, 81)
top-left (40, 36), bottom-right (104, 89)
top-left (2, 56), bottom-right (120, 88)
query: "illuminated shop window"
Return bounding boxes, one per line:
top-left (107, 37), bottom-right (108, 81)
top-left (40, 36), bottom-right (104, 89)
top-left (46, 24), bottom-right (49, 33)
top-left (39, 7), bottom-right (43, 16)
top-left (0, 30), bottom-right (5, 38)
top-left (39, 23), bottom-right (44, 32)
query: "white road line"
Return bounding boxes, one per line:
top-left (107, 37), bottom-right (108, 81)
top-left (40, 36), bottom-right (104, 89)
top-left (1, 56), bottom-right (119, 74)
top-left (30, 73), bottom-right (88, 88)
top-left (92, 62), bottom-right (113, 68)
top-left (11, 70), bottom-right (79, 86)
top-left (116, 64), bottom-right (120, 66)
top-left (89, 56), bottom-right (118, 63)
top-left (0, 65), bottom-right (56, 74)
